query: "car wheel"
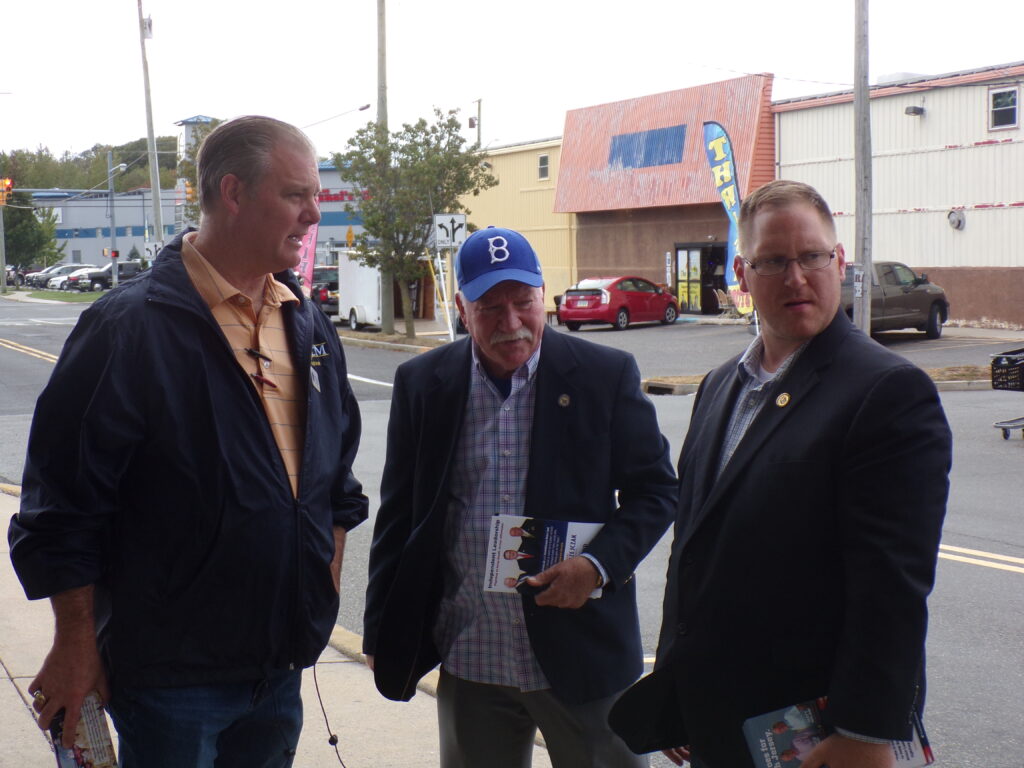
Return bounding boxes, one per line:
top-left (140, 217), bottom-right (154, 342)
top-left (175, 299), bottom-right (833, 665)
top-left (613, 308), bottom-right (629, 331)
top-left (348, 309), bottom-right (360, 331)
top-left (661, 304), bottom-right (678, 325)
top-left (924, 304), bottom-right (942, 339)
top-left (566, 322), bottom-right (582, 332)
top-left (91, 281), bottom-right (104, 292)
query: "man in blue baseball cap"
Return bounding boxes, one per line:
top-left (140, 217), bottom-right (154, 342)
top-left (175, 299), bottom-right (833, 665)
top-left (365, 226), bottom-right (677, 767)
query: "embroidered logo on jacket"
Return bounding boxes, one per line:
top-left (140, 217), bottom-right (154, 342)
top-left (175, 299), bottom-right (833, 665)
top-left (311, 342), bottom-right (330, 368)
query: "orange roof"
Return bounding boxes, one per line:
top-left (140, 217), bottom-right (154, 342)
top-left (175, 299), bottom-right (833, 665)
top-left (554, 74), bottom-right (775, 213)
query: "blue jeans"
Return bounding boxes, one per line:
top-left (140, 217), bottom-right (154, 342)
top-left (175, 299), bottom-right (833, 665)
top-left (106, 669), bottom-right (303, 768)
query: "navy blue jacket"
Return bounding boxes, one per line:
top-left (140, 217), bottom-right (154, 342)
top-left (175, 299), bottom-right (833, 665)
top-left (9, 232), bottom-right (368, 687)
top-left (364, 327), bottom-right (677, 704)
top-left (610, 313), bottom-right (951, 765)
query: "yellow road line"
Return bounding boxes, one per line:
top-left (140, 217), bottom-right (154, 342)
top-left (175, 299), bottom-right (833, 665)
top-left (940, 544), bottom-right (1024, 566)
top-left (0, 337), bottom-right (58, 363)
top-left (939, 552), bottom-right (1024, 574)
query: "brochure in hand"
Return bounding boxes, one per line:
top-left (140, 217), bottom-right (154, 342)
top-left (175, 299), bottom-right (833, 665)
top-left (742, 697), bottom-right (933, 768)
top-left (48, 690), bottom-right (118, 768)
top-left (484, 514), bottom-right (603, 596)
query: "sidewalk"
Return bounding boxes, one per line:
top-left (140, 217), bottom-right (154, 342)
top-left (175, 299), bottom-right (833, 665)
top-left (0, 489), bottom-right (553, 767)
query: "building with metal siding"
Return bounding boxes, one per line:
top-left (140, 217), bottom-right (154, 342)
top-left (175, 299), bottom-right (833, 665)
top-left (456, 138), bottom-right (573, 310)
top-left (775, 61), bottom-right (1024, 327)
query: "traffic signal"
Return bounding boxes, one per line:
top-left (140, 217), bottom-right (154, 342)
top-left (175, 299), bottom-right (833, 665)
top-left (184, 181), bottom-right (195, 203)
top-left (111, 250), bottom-right (120, 259)
top-left (0, 177), bottom-right (12, 206)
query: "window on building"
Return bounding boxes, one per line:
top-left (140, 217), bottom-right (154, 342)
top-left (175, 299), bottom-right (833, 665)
top-left (538, 154), bottom-right (549, 180)
top-left (990, 87), bottom-right (1018, 130)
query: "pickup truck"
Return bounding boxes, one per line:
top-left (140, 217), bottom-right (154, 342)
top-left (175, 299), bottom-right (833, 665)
top-left (841, 261), bottom-right (949, 339)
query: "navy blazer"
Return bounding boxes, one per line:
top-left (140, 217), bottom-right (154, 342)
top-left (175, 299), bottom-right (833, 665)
top-left (363, 326), bottom-right (677, 704)
top-left (610, 313), bottom-right (951, 766)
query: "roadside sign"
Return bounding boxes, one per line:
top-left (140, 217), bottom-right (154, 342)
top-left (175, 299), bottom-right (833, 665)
top-left (433, 214), bottom-right (467, 248)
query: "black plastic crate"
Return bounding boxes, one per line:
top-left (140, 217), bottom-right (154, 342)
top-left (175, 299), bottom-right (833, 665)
top-left (991, 347), bottom-right (1024, 392)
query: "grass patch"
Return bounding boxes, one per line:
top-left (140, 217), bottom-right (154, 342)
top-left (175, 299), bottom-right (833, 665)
top-left (27, 290), bottom-right (100, 303)
top-left (336, 327), bottom-right (448, 348)
top-left (923, 365), bottom-right (990, 382)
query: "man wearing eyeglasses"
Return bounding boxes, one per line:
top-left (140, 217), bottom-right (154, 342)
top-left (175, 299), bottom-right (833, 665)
top-left (610, 180), bottom-right (952, 768)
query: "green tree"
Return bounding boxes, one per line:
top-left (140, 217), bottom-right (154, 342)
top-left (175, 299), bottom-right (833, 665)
top-left (334, 109), bottom-right (496, 337)
top-left (1, 137), bottom-right (177, 193)
top-left (176, 120), bottom-right (221, 227)
top-left (2, 192), bottom-right (64, 269)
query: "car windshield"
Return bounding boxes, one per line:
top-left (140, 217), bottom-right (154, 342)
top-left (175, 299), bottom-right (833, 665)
top-left (313, 267), bottom-right (337, 282)
top-left (574, 278), bottom-right (616, 289)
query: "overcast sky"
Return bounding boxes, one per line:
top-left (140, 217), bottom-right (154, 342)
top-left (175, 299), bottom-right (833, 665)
top-left (3, 0), bottom-right (1023, 161)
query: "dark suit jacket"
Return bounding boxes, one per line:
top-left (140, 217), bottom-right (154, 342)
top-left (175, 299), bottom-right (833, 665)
top-left (363, 326), bottom-right (677, 704)
top-left (610, 312), bottom-right (951, 766)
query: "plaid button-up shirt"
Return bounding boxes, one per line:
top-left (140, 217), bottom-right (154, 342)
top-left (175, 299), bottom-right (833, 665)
top-left (432, 342), bottom-right (549, 691)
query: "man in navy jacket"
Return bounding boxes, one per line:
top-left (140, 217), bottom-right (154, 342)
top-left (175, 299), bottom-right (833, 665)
top-left (364, 227), bottom-right (677, 768)
top-left (610, 181), bottom-right (951, 768)
top-left (9, 116), bottom-right (367, 767)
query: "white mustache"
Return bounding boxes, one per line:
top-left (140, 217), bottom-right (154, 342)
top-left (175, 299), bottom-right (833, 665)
top-left (490, 328), bottom-right (534, 345)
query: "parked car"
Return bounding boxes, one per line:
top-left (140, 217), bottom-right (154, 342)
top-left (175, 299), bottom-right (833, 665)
top-left (35, 264), bottom-right (95, 290)
top-left (24, 264), bottom-right (64, 288)
top-left (841, 261), bottom-right (949, 338)
top-left (68, 260), bottom-right (145, 291)
top-left (309, 266), bottom-right (339, 315)
top-left (48, 266), bottom-right (97, 291)
top-left (557, 275), bottom-right (679, 331)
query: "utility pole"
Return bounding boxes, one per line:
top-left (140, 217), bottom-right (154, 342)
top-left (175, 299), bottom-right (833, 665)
top-left (108, 152), bottom-right (127, 289)
top-left (852, 0), bottom-right (873, 333)
top-left (377, 0), bottom-right (395, 334)
top-left (137, 1), bottom-right (164, 253)
top-left (0, 177), bottom-right (14, 294)
top-left (471, 98), bottom-right (481, 145)
top-left (0, 195), bottom-right (7, 296)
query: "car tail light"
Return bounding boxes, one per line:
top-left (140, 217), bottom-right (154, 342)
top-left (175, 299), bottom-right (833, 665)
top-left (318, 287), bottom-right (328, 303)
top-left (600, 289), bottom-right (610, 305)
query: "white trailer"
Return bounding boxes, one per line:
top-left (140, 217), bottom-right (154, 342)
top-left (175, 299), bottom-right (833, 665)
top-left (337, 252), bottom-right (382, 330)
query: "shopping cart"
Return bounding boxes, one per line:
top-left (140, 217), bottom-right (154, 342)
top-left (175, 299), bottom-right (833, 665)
top-left (991, 347), bottom-right (1024, 439)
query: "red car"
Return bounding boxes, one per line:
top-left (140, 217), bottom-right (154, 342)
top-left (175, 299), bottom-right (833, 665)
top-left (558, 276), bottom-right (678, 331)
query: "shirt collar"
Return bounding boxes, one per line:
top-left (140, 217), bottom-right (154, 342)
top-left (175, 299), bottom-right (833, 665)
top-left (181, 231), bottom-right (298, 311)
top-left (736, 334), bottom-right (808, 388)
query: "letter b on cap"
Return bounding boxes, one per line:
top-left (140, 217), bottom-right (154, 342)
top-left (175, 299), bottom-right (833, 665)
top-left (488, 236), bottom-right (511, 264)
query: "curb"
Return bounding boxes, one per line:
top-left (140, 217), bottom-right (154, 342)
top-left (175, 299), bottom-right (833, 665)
top-left (934, 379), bottom-right (992, 391)
top-left (642, 380), bottom-right (700, 396)
top-left (0, 483), bottom-right (22, 498)
top-left (643, 378), bottom-right (992, 396)
top-left (335, 334), bottom-right (437, 353)
top-left (327, 625), bottom-right (440, 698)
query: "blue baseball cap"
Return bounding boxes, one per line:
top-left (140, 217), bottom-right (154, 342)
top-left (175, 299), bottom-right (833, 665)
top-left (455, 226), bottom-right (544, 302)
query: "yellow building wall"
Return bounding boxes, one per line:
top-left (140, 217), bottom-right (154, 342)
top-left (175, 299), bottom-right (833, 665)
top-left (458, 139), bottom-right (576, 310)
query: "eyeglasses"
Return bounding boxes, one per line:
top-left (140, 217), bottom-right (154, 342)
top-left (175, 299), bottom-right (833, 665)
top-left (742, 249), bottom-right (837, 277)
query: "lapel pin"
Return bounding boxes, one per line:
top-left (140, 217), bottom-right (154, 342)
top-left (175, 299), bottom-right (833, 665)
top-left (558, 394), bottom-right (571, 408)
top-left (776, 393), bottom-right (791, 408)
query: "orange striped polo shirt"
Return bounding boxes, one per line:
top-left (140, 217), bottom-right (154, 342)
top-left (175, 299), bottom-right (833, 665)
top-left (182, 233), bottom-right (306, 497)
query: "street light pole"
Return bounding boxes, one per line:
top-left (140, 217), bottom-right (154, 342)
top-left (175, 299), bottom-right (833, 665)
top-left (377, 0), bottom-right (395, 334)
top-left (137, 0), bottom-right (164, 253)
top-left (107, 152), bottom-right (127, 289)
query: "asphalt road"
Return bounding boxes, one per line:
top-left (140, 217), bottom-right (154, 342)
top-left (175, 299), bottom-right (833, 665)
top-left (3, 296), bottom-right (1024, 765)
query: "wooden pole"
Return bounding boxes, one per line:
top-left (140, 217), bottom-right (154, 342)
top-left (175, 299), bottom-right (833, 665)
top-left (852, 0), bottom-right (873, 333)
